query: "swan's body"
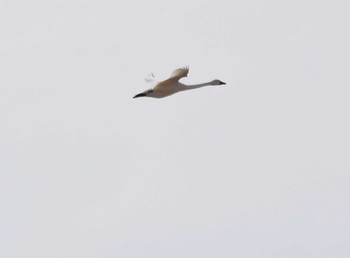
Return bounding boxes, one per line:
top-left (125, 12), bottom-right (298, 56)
top-left (133, 66), bottom-right (225, 98)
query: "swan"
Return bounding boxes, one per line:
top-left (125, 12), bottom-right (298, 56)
top-left (133, 66), bottom-right (226, 98)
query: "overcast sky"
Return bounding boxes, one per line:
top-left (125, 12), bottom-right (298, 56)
top-left (1, 0), bottom-right (350, 257)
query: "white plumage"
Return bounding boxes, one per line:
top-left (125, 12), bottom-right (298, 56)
top-left (133, 66), bottom-right (225, 99)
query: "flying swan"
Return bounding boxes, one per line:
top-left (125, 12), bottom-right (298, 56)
top-left (133, 66), bottom-right (226, 98)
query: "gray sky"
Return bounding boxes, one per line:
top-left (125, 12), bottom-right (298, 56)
top-left (1, 0), bottom-right (350, 257)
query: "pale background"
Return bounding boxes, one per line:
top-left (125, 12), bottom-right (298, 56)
top-left (1, 0), bottom-right (350, 257)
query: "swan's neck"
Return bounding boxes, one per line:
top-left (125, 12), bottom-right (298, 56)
top-left (181, 82), bottom-right (212, 91)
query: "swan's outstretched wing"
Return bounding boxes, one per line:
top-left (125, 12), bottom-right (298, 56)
top-left (144, 73), bottom-right (155, 83)
top-left (168, 66), bottom-right (189, 81)
top-left (145, 73), bottom-right (159, 87)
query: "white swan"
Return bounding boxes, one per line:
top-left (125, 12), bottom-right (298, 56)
top-left (133, 66), bottom-right (226, 98)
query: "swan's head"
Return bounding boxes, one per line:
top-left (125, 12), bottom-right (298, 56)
top-left (211, 79), bottom-right (226, 86)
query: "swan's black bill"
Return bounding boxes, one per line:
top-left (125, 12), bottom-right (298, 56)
top-left (219, 81), bottom-right (226, 85)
